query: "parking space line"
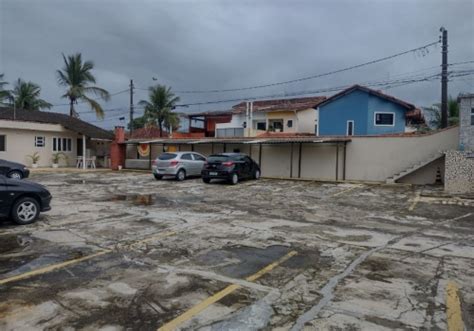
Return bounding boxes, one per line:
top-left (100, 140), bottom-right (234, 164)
top-left (446, 281), bottom-right (465, 331)
top-left (0, 231), bottom-right (176, 286)
top-left (408, 192), bottom-right (420, 211)
top-left (158, 250), bottom-right (297, 331)
top-left (0, 249), bottom-right (111, 286)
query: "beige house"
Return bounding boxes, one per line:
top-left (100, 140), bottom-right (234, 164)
top-left (0, 107), bottom-right (113, 168)
top-left (215, 96), bottom-right (326, 137)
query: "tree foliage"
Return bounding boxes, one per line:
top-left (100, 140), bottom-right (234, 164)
top-left (138, 85), bottom-right (180, 137)
top-left (12, 79), bottom-right (52, 111)
top-left (56, 53), bottom-right (110, 118)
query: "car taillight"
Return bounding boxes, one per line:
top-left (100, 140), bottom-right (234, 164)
top-left (170, 160), bottom-right (179, 167)
top-left (222, 161), bottom-right (234, 167)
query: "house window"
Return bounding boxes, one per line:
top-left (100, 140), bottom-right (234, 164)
top-left (287, 120), bottom-right (293, 128)
top-left (35, 136), bottom-right (45, 147)
top-left (347, 121), bottom-right (354, 136)
top-left (53, 137), bottom-right (72, 152)
top-left (375, 112), bottom-right (395, 126)
top-left (471, 108), bottom-right (474, 126)
top-left (0, 135), bottom-right (5, 151)
top-left (256, 122), bottom-right (266, 131)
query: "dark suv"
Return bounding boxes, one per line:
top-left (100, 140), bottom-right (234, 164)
top-left (202, 153), bottom-right (261, 185)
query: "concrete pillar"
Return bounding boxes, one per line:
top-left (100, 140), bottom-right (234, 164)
top-left (82, 135), bottom-right (86, 170)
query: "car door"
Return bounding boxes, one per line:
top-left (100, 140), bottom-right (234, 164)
top-left (192, 153), bottom-right (206, 175)
top-left (0, 175), bottom-right (11, 217)
top-left (0, 159), bottom-right (10, 176)
top-left (180, 153), bottom-right (195, 175)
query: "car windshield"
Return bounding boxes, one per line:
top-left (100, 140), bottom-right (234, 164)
top-left (158, 153), bottom-right (177, 160)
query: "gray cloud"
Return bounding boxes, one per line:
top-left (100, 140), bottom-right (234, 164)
top-left (1, 0), bottom-right (473, 129)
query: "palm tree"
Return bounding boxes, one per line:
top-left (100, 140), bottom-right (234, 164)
top-left (56, 53), bottom-right (110, 118)
top-left (423, 96), bottom-right (459, 129)
top-left (0, 74), bottom-right (11, 105)
top-left (12, 79), bottom-right (52, 111)
top-left (138, 85), bottom-right (180, 137)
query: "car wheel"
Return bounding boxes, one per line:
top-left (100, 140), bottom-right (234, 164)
top-left (176, 169), bottom-right (186, 181)
top-left (12, 197), bottom-right (40, 225)
top-left (154, 174), bottom-right (163, 180)
top-left (8, 170), bottom-right (23, 180)
top-left (202, 177), bottom-right (211, 184)
top-left (254, 169), bottom-right (261, 180)
top-left (230, 173), bottom-right (238, 185)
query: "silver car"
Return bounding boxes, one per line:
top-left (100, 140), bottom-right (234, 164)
top-left (152, 152), bottom-right (207, 181)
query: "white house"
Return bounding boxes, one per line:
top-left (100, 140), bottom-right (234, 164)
top-left (215, 96), bottom-right (327, 137)
top-left (0, 107), bottom-right (114, 168)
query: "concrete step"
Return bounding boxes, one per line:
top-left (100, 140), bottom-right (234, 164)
top-left (386, 152), bottom-right (444, 184)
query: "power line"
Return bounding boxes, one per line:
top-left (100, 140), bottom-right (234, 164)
top-left (50, 88), bottom-right (129, 107)
top-left (149, 41), bottom-right (440, 94)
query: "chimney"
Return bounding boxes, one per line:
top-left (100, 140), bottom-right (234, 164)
top-left (114, 126), bottom-right (125, 143)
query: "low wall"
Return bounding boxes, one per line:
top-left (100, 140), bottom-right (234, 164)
top-left (445, 150), bottom-right (474, 194)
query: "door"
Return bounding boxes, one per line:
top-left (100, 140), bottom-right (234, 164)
top-left (347, 121), bottom-right (354, 136)
top-left (180, 153), bottom-right (195, 175)
top-left (0, 176), bottom-right (10, 216)
top-left (192, 153), bottom-right (206, 175)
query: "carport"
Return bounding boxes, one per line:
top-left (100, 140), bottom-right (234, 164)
top-left (122, 137), bottom-right (351, 181)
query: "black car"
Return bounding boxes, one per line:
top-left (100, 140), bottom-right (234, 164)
top-left (0, 159), bottom-right (30, 179)
top-left (0, 175), bottom-right (52, 224)
top-left (202, 153), bottom-right (261, 185)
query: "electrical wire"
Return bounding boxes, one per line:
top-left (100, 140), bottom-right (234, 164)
top-left (137, 41), bottom-right (440, 94)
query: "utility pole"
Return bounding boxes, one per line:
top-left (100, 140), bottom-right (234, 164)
top-left (129, 79), bottom-right (134, 136)
top-left (440, 27), bottom-right (448, 129)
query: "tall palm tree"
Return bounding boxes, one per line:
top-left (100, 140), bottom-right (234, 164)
top-left (0, 73), bottom-right (11, 105)
top-left (138, 85), bottom-right (180, 137)
top-left (423, 96), bottom-right (459, 129)
top-left (12, 79), bottom-right (52, 111)
top-left (56, 53), bottom-right (110, 118)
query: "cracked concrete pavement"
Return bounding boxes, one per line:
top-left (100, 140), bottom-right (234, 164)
top-left (0, 171), bottom-right (473, 330)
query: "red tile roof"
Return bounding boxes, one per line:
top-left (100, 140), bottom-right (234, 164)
top-left (232, 96), bottom-right (326, 114)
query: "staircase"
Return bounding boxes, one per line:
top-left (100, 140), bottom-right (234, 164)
top-left (386, 152), bottom-right (445, 184)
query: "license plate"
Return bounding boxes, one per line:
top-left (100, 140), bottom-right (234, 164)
top-left (209, 172), bottom-right (218, 176)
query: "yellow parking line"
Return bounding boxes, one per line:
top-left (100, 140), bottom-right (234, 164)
top-left (0, 231), bottom-right (176, 286)
top-left (158, 250), bottom-right (297, 331)
top-left (0, 249), bottom-right (111, 286)
top-left (331, 186), bottom-right (359, 197)
top-left (408, 192), bottom-right (420, 211)
top-left (446, 281), bottom-right (464, 331)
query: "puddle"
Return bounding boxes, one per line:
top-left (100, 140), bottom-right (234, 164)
top-left (0, 234), bottom-right (33, 253)
top-left (0, 250), bottom-right (89, 279)
top-left (195, 245), bottom-right (321, 279)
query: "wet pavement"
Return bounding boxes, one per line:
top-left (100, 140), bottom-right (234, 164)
top-left (0, 171), bottom-right (473, 330)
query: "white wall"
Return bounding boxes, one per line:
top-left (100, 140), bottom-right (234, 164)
top-left (0, 126), bottom-right (80, 167)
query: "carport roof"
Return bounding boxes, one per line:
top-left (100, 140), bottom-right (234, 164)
top-left (123, 137), bottom-right (351, 145)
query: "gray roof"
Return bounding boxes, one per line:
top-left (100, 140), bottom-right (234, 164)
top-left (0, 107), bottom-right (114, 140)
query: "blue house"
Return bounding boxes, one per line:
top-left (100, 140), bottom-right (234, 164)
top-left (315, 85), bottom-right (422, 136)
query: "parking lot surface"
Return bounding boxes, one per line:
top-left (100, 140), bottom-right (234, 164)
top-left (1, 171), bottom-right (473, 330)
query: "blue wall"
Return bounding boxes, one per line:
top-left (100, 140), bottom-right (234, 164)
top-left (318, 89), bottom-right (406, 136)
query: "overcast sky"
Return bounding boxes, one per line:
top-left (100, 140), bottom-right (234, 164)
top-left (1, 0), bottom-right (473, 129)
